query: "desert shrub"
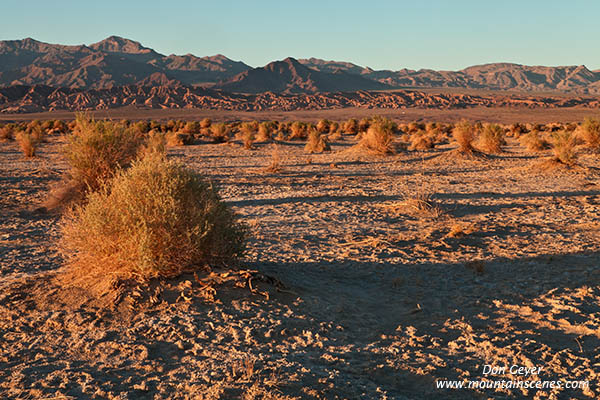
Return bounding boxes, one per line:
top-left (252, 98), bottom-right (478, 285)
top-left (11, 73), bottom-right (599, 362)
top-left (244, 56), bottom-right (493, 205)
top-left (166, 131), bottom-right (194, 147)
top-left (166, 119), bottom-right (178, 131)
top-left (358, 118), bottom-right (371, 133)
top-left (409, 130), bottom-right (435, 151)
top-left (305, 129), bottom-right (331, 153)
top-left (256, 122), bottom-right (273, 142)
top-left (15, 131), bottom-right (38, 157)
top-left (355, 118), bottom-right (396, 155)
top-left (289, 121), bottom-right (307, 140)
top-left (550, 131), bottom-right (578, 166)
top-left (407, 122), bottom-right (425, 134)
top-left (26, 121), bottom-right (46, 143)
top-left (520, 130), bottom-right (549, 152)
top-left (200, 118), bottom-right (212, 129)
top-left (478, 123), bottom-right (505, 154)
top-left (134, 121), bottom-right (151, 134)
top-left (53, 120), bottom-right (67, 134)
top-left (0, 124), bottom-right (15, 141)
top-left (452, 120), bottom-right (476, 153)
top-left (41, 120), bottom-right (54, 131)
top-left (531, 123), bottom-right (545, 132)
top-left (342, 118), bottom-right (358, 135)
top-left (264, 144), bottom-right (283, 173)
top-left (59, 154), bottom-right (247, 287)
top-left (181, 121), bottom-right (200, 135)
top-left (210, 123), bottom-right (230, 143)
top-left (328, 122), bottom-right (342, 140)
top-left (329, 121), bottom-right (340, 134)
top-left (141, 130), bottom-right (166, 156)
top-left (64, 113), bottom-right (145, 192)
top-left (316, 119), bottom-right (330, 133)
top-left (580, 117), bottom-right (600, 151)
top-left (237, 122), bottom-right (256, 149)
top-left (149, 120), bottom-right (161, 132)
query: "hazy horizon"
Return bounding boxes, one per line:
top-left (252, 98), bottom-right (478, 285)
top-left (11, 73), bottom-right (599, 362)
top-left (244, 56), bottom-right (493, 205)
top-left (1, 0), bottom-right (599, 71)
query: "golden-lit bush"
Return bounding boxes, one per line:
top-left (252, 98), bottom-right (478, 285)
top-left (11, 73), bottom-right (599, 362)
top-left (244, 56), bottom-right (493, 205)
top-left (550, 131), bottom-right (578, 166)
top-left (580, 118), bottom-right (600, 151)
top-left (15, 131), bottom-right (38, 158)
top-left (520, 130), bottom-right (549, 152)
top-left (210, 123), bottom-right (230, 143)
top-left (478, 123), bottom-right (505, 154)
top-left (238, 122), bottom-right (256, 149)
top-left (305, 129), bottom-right (331, 153)
top-left (409, 131), bottom-right (435, 151)
top-left (289, 121), bottom-right (307, 140)
top-left (316, 119), bottom-right (330, 133)
top-left (59, 154), bottom-right (247, 288)
top-left (64, 113), bottom-right (144, 192)
top-left (182, 121), bottom-right (201, 135)
top-left (358, 118), bottom-right (371, 133)
top-left (141, 130), bottom-right (166, 156)
top-left (452, 120), bottom-right (476, 153)
top-left (355, 118), bottom-right (396, 155)
top-left (200, 118), bottom-right (212, 129)
top-left (0, 124), bottom-right (15, 141)
top-left (256, 122), bottom-right (273, 142)
top-left (166, 131), bottom-right (194, 147)
top-left (342, 118), bottom-right (358, 135)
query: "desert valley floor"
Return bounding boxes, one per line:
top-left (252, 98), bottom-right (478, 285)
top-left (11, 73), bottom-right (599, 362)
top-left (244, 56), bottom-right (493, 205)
top-left (1, 128), bottom-right (600, 399)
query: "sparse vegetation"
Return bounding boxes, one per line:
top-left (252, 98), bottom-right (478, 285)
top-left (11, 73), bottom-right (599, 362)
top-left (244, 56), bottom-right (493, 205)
top-left (210, 123), bottom-right (230, 143)
top-left (304, 129), bottom-right (331, 153)
top-left (0, 124), bottom-right (15, 141)
top-left (263, 144), bottom-right (283, 173)
top-left (166, 131), bottom-right (193, 146)
top-left (239, 122), bottom-right (256, 149)
top-left (478, 123), bottom-right (505, 154)
top-left (289, 121), bottom-right (307, 140)
top-left (580, 117), bottom-right (600, 151)
top-left (15, 131), bottom-right (38, 157)
top-left (452, 120), bottom-right (476, 153)
top-left (549, 131), bottom-right (578, 166)
top-left (256, 122), bottom-right (274, 142)
top-left (409, 130), bottom-right (435, 151)
top-left (63, 113), bottom-right (145, 192)
top-left (354, 118), bottom-right (396, 155)
top-left (520, 130), bottom-right (549, 152)
top-left (59, 154), bottom-right (247, 289)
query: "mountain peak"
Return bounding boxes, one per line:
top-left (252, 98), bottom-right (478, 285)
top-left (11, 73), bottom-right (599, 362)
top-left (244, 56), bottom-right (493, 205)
top-left (90, 36), bottom-right (152, 54)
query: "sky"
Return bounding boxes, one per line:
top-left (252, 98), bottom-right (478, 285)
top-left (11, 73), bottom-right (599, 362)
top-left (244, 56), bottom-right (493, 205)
top-left (1, 0), bottom-right (599, 71)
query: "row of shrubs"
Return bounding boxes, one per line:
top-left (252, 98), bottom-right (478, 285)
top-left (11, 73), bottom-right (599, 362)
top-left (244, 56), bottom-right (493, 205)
top-left (4, 116), bottom-right (600, 165)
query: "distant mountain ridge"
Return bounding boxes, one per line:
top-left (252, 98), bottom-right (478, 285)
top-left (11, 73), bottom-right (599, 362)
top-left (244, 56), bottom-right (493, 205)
top-left (0, 36), bottom-right (251, 89)
top-left (1, 37), bottom-right (600, 94)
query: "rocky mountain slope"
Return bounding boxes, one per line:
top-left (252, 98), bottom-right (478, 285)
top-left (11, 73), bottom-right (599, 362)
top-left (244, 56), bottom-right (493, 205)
top-left (215, 57), bottom-right (390, 94)
top-left (0, 36), bottom-right (251, 89)
top-left (300, 59), bottom-right (600, 94)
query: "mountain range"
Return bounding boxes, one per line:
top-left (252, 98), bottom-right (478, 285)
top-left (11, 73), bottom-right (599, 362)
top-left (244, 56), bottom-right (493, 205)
top-left (2, 36), bottom-right (600, 95)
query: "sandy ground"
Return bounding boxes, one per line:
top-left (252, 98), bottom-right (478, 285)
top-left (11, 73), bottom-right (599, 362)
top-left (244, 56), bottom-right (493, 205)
top-left (1, 131), bottom-right (600, 399)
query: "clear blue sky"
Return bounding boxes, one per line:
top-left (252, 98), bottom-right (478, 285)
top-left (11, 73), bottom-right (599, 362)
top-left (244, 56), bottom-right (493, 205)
top-left (1, 0), bottom-right (599, 71)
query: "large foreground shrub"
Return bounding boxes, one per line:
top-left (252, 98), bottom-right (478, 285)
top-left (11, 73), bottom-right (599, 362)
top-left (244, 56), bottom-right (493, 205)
top-left (59, 154), bottom-right (247, 284)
